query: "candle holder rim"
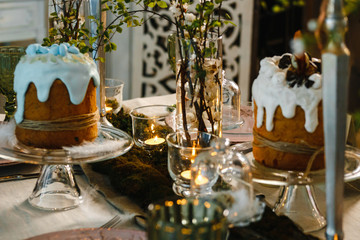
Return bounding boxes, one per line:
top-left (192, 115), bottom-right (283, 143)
top-left (129, 104), bottom-right (175, 120)
top-left (0, 46), bottom-right (25, 53)
top-left (148, 196), bottom-right (227, 217)
top-left (104, 78), bottom-right (125, 87)
top-left (166, 131), bottom-right (218, 150)
top-left (174, 32), bottom-right (223, 41)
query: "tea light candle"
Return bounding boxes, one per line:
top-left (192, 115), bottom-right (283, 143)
top-left (180, 170), bottom-right (209, 185)
top-left (145, 136), bottom-right (165, 145)
top-left (181, 170), bottom-right (191, 180)
top-left (105, 106), bottom-right (113, 113)
top-left (181, 170), bottom-right (209, 185)
top-left (194, 174), bottom-right (209, 185)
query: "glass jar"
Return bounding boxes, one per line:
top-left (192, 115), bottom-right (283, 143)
top-left (174, 34), bottom-right (223, 136)
top-left (222, 76), bottom-right (242, 131)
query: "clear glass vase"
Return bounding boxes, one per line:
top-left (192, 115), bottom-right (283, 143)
top-left (174, 34), bottom-right (223, 136)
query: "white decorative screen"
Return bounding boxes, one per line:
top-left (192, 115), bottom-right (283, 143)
top-left (131, 0), bottom-right (254, 101)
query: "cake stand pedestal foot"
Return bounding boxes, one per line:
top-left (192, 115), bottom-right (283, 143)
top-left (28, 164), bottom-right (82, 211)
top-left (273, 184), bottom-right (326, 233)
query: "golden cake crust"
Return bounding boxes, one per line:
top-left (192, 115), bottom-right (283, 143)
top-left (15, 79), bottom-right (98, 149)
top-left (252, 100), bottom-right (325, 171)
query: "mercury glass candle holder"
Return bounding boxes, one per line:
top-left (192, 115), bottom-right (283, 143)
top-left (130, 105), bottom-right (175, 151)
top-left (166, 131), bottom-right (218, 197)
top-left (147, 197), bottom-right (228, 240)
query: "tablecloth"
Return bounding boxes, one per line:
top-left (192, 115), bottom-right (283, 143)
top-left (0, 175), bottom-right (138, 240)
top-left (1, 95), bottom-right (360, 239)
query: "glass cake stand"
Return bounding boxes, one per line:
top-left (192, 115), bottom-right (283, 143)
top-left (232, 142), bottom-right (360, 233)
top-left (0, 124), bottom-right (133, 211)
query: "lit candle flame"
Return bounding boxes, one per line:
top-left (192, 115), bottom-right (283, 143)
top-left (191, 141), bottom-right (197, 164)
top-left (150, 123), bottom-right (155, 133)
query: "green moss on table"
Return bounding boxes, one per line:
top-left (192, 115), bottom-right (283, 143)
top-left (90, 109), bottom-right (320, 239)
top-left (91, 109), bottom-right (174, 208)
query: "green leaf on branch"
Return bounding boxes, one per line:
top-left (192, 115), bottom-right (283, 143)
top-left (210, 20), bottom-right (222, 28)
top-left (224, 20), bottom-right (236, 27)
top-left (110, 42), bottom-right (117, 51)
top-left (104, 30), bottom-right (110, 39)
top-left (204, 48), bottom-right (212, 58)
top-left (116, 26), bottom-right (123, 33)
top-left (148, 2), bottom-right (156, 8)
top-left (157, 1), bottom-right (168, 8)
top-left (105, 44), bottom-right (111, 52)
top-left (96, 57), bottom-right (105, 63)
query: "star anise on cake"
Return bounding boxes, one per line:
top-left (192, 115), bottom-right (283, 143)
top-left (278, 52), bottom-right (321, 88)
top-left (278, 31), bottom-right (321, 88)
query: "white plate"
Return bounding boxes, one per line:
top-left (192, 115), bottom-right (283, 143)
top-left (0, 159), bottom-right (19, 167)
top-left (26, 228), bottom-right (147, 240)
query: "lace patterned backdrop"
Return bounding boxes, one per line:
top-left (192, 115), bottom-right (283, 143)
top-left (131, 0), bottom-right (254, 102)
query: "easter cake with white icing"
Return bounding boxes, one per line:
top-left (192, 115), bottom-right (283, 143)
top-left (252, 52), bottom-right (324, 171)
top-left (14, 43), bottom-right (100, 149)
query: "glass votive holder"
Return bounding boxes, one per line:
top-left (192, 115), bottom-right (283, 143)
top-left (130, 105), bottom-right (175, 151)
top-left (105, 78), bottom-right (124, 114)
top-left (190, 151), bottom-right (220, 196)
top-left (166, 131), bottom-right (218, 197)
top-left (147, 197), bottom-right (228, 240)
top-left (216, 144), bottom-right (260, 227)
top-left (222, 77), bottom-right (243, 131)
top-left (0, 46), bottom-right (25, 120)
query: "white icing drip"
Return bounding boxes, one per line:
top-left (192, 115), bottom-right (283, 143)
top-left (14, 44), bottom-right (100, 124)
top-left (252, 55), bottom-right (322, 133)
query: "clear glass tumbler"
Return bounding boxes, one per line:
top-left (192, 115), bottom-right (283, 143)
top-left (130, 105), bottom-right (175, 151)
top-left (166, 131), bottom-right (218, 197)
top-left (105, 78), bottom-right (124, 114)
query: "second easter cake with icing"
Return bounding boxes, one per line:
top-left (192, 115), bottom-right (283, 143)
top-left (252, 52), bottom-right (324, 171)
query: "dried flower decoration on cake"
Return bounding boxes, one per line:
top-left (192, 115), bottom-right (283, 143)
top-left (278, 31), bottom-right (322, 89)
